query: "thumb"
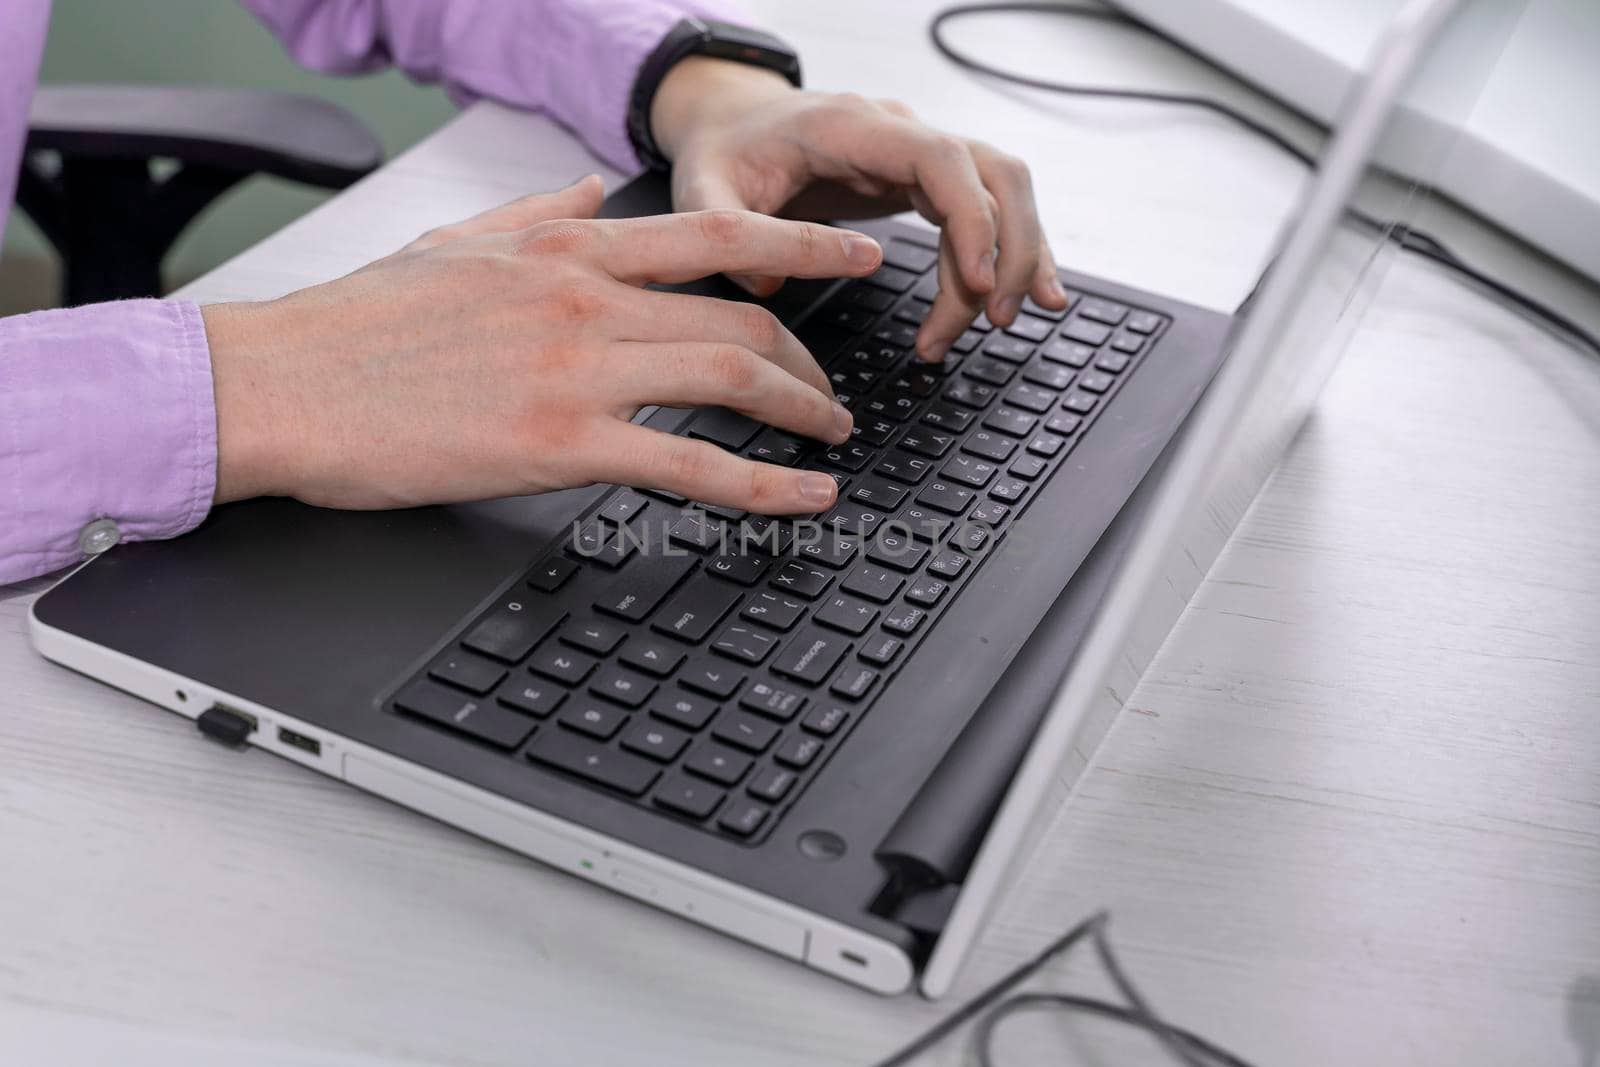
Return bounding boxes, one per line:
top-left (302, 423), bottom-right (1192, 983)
top-left (674, 170), bottom-right (785, 298)
top-left (404, 174), bottom-right (606, 252)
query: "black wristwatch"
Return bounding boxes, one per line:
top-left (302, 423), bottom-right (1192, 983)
top-left (627, 17), bottom-right (802, 172)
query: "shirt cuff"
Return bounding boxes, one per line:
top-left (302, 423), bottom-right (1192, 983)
top-left (0, 299), bottom-right (217, 584)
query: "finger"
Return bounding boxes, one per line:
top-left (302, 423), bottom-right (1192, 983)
top-left (1031, 233), bottom-right (1070, 311)
top-left (613, 342), bottom-right (851, 445)
top-left (916, 234), bottom-right (984, 362)
top-left (800, 106), bottom-right (998, 297)
top-left (969, 143), bottom-right (1044, 326)
top-left (622, 287), bottom-right (836, 400)
top-left (595, 423), bottom-right (840, 515)
top-left (404, 174), bottom-right (604, 252)
top-left (670, 167), bottom-right (785, 296)
top-left (588, 210), bottom-right (882, 287)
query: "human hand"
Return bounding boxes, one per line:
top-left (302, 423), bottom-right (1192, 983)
top-left (203, 176), bottom-right (882, 514)
top-left (651, 58), bottom-right (1069, 361)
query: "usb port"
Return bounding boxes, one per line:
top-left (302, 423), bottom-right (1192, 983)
top-left (277, 727), bottom-right (321, 757)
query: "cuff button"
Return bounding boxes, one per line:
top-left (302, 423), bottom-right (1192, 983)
top-left (78, 518), bottom-right (122, 555)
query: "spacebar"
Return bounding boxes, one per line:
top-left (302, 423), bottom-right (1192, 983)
top-left (526, 729), bottom-right (660, 796)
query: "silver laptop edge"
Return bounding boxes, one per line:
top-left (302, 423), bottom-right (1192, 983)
top-left (921, 0), bottom-right (1504, 998)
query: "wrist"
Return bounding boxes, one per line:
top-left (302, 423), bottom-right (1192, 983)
top-left (650, 56), bottom-right (793, 163)
top-left (202, 301), bottom-right (290, 504)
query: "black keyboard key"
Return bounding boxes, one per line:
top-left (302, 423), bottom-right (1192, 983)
top-left (740, 515), bottom-right (795, 555)
top-left (893, 299), bottom-right (932, 326)
top-left (850, 477), bottom-right (908, 510)
top-left (826, 500), bottom-right (888, 538)
top-left (1027, 432), bottom-right (1066, 457)
top-left (900, 506), bottom-right (953, 542)
top-left (529, 644), bottom-right (596, 685)
top-left (689, 407), bottom-right (762, 450)
top-left (972, 500), bottom-right (1011, 525)
top-left (496, 676), bottom-right (566, 718)
top-left (802, 704), bottom-right (850, 737)
top-left (963, 357), bottom-right (1015, 387)
top-left (858, 633), bottom-right (904, 666)
top-left (651, 689), bottom-right (719, 731)
top-left (396, 681), bottom-right (534, 749)
top-left (713, 712), bottom-right (780, 754)
top-left (747, 766), bottom-right (799, 803)
top-left (883, 604), bottom-right (928, 635)
top-left (796, 530), bottom-right (859, 570)
top-left (1077, 370), bottom-right (1115, 394)
top-left (711, 623), bottom-right (780, 665)
top-left (983, 335), bottom-right (1035, 363)
top-left (865, 264), bottom-right (918, 293)
top-left (642, 487), bottom-right (688, 505)
top-left (891, 368), bottom-right (941, 397)
top-left (685, 743), bottom-right (752, 785)
top-left (717, 799), bottom-right (771, 837)
top-left (775, 734), bottom-right (825, 769)
top-left (679, 657), bottom-right (745, 699)
top-left (897, 427), bottom-right (956, 458)
top-left (943, 379), bottom-right (997, 409)
top-left (622, 720), bottom-right (691, 763)
top-left (616, 638), bottom-right (684, 678)
top-left (747, 428), bottom-right (806, 466)
top-left (1062, 392), bottom-right (1098, 415)
top-left (1126, 310), bottom-right (1163, 334)
top-left (963, 430), bottom-right (1017, 463)
top-left (1003, 313), bottom-right (1053, 343)
top-left (1010, 455), bottom-right (1048, 480)
top-left (883, 238), bottom-right (938, 273)
top-left (654, 774), bottom-right (725, 820)
top-left (571, 519), bottom-right (637, 569)
top-left (461, 600), bottom-right (565, 664)
top-left (528, 556), bottom-right (579, 592)
top-left (832, 282), bottom-right (895, 313)
top-left (842, 564), bottom-right (905, 604)
top-left (871, 451), bottom-right (934, 487)
top-left (770, 560), bottom-right (833, 599)
top-left (1006, 383), bottom-right (1057, 414)
top-left (984, 407), bottom-right (1038, 437)
top-left (866, 529), bottom-right (931, 573)
top-left (653, 581), bottom-right (742, 643)
top-left (1096, 350), bottom-right (1133, 373)
top-left (1061, 318), bottom-right (1112, 345)
top-left (928, 549), bottom-right (971, 579)
top-left (815, 594), bottom-right (879, 635)
top-left (1041, 338), bottom-right (1095, 367)
top-left (873, 321), bottom-right (920, 349)
top-left (428, 652), bottom-right (507, 695)
top-left (819, 304), bottom-right (875, 334)
top-left (990, 477), bottom-right (1029, 503)
top-left (772, 627), bottom-right (850, 686)
top-left (599, 488), bottom-right (650, 525)
top-left (561, 616), bottom-right (627, 656)
top-left (594, 552), bottom-right (698, 622)
top-left (830, 664), bottom-right (878, 700)
top-left (921, 403), bottom-right (974, 432)
top-left (942, 455), bottom-right (999, 488)
top-left (740, 590), bottom-right (807, 631)
top-left (707, 552), bottom-right (770, 586)
top-left (528, 729), bottom-right (658, 796)
top-left (559, 701), bottom-right (630, 740)
top-left (668, 512), bottom-right (725, 553)
top-left (950, 329), bottom-right (983, 354)
top-left (1046, 412), bottom-right (1083, 435)
top-left (955, 525), bottom-right (991, 553)
top-left (590, 665), bottom-right (657, 708)
top-left (854, 416), bottom-right (899, 447)
top-left (820, 441), bottom-right (874, 472)
top-left (1023, 362), bottom-right (1075, 390)
top-left (906, 575), bottom-right (949, 606)
top-left (917, 479), bottom-right (976, 515)
top-left (740, 679), bottom-right (807, 721)
top-left (1078, 297), bottom-right (1128, 325)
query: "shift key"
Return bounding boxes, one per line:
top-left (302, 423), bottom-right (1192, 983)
top-left (772, 626), bottom-right (850, 686)
top-left (594, 552), bottom-right (698, 622)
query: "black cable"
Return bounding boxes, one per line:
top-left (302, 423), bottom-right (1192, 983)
top-left (928, 0), bottom-right (1600, 362)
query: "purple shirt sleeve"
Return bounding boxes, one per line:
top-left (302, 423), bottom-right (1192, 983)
top-left (0, 301), bottom-right (217, 584)
top-left (239, 0), bottom-right (742, 171)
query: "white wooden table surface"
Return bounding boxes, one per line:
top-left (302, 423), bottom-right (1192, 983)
top-left (4, 3), bottom-right (1598, 1065)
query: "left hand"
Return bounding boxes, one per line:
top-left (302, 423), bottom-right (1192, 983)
top-left (651, 57), bottom-right (1069, 362)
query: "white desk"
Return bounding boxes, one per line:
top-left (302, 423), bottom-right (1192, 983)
top-left (5, 3), bottom-right (1599, 1064)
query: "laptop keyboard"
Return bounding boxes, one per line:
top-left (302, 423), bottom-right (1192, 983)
top-left (388, 231), bottom-right (1169, 845)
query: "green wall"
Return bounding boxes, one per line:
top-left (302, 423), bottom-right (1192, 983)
top-left (2, 0), bottom-right (456, 311)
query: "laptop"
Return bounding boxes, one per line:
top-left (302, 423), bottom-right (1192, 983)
top-left (29, 0), bottom-right (1514, 997)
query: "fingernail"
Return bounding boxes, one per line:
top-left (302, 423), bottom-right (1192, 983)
top-left (843, 234), bottom-right (881, 270)
top-left (831, 401), bottom-right (854, 441)
top-left (1048, 278), bottom-right (1068, 304)
top-left (995, 295), bottom-right (1020, 324)
top-left (798, 472), bottom-right (837, 508)
top-left (977, 250), bottom-right (996, 290)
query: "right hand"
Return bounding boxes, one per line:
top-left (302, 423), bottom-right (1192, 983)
top-left (203, 175), bottom-right (881, 514)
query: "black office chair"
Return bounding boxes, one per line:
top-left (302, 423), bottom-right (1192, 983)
top-left (15, 84), bottom-right (384, 307)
